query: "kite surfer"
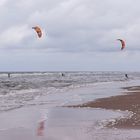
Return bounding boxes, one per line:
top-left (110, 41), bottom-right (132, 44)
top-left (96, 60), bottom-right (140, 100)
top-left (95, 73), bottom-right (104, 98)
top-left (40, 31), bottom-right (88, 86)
top-left (8, 73), bottom-right (10, 78)
top-left (125, 74), bottom-right (128, 79)
top-left (61, 73), bottom-right (65, 77)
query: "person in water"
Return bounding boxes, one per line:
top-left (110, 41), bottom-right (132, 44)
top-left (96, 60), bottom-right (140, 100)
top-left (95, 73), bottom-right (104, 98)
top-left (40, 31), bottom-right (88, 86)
top-left (125, 74), bottom-right (128, 79)
top-left (61, 73), bottom-right (65, 77)
top-left (8, 73), bottom-right (10, 78)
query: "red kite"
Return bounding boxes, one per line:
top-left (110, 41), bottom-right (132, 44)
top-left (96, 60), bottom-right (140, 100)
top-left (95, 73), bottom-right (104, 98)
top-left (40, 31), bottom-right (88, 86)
top-left (117, 39), bottom-right (125, 50)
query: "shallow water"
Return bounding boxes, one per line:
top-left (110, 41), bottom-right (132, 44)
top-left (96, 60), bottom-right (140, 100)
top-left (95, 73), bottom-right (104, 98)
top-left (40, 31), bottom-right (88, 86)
top-left (0, 72), bottom-right (140, 139)
top-left (0, 106), bottom-right (139, 140)
top-left (45, 108), bottom-right (140, 140)
top-left (0, 71), bottom-right (140, 111)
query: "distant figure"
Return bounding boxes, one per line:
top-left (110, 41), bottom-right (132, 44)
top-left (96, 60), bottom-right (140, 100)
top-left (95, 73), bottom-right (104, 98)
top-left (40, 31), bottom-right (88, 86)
top-left (8, 73), bottom-right (10, 78)
top-left (125, 74), bottom-right (128, 79)
top-left (61, 73), bottom-right (65, 77)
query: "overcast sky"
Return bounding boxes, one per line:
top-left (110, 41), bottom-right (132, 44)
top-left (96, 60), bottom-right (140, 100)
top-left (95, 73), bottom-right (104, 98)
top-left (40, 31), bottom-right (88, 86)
top-left (0, 0), bottom-right (140, 71)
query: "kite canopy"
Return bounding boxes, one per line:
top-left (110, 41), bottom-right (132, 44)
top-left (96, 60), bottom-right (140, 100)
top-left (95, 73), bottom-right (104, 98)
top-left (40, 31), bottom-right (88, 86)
top-left (117, 39), bottom-right (125, 50)
top-left (32, 26), bottom-right (42, 38)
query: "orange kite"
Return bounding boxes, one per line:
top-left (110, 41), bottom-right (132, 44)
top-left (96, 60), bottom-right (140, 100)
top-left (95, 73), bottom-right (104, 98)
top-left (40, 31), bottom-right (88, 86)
top-left (32, 26), bottom-right (42, 38)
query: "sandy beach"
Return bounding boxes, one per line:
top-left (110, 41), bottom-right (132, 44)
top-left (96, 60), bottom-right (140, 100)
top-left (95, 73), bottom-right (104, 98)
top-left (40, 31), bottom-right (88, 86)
top-left (71, 86), bottom-right (140, 129)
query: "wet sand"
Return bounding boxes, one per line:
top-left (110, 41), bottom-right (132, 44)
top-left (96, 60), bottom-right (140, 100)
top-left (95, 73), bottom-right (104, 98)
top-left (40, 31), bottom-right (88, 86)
top-left (1, 82), bottom-right (140, 140)
top-left (70, 86), bottom-right (140, 129)
top-left (0, 106), bottom-right (135, 140)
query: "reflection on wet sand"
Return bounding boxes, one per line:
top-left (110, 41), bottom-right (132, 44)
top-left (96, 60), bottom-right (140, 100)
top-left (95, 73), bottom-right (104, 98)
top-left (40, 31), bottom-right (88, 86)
top-left (37, 120), bottom-right (45, 136)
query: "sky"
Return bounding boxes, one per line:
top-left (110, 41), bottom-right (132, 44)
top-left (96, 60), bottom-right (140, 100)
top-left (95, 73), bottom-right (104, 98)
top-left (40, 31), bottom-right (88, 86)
top-left (0, 0), bottom-right (140, 71)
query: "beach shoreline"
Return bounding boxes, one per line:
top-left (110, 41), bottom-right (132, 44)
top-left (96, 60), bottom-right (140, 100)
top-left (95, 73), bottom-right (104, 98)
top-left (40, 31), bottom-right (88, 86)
top-left (1, 80), bottom-right (140, 139)
top-left (69, 86), bottom-right (140, 129)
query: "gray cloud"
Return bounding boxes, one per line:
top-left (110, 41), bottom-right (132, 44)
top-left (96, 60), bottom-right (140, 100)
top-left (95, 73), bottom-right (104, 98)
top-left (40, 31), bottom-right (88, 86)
top-left (0, 0), bottom-right (140, 70)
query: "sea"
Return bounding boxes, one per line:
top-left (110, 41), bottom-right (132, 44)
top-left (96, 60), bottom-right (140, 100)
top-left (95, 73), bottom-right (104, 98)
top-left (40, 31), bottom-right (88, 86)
top-left (0, 71), bottom-right (140, 112)
top-left (1, 71), bottom-right (140, 140)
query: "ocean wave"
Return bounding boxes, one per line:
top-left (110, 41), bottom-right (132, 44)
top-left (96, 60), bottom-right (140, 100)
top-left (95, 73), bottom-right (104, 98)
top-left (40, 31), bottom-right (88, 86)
top-left (0, 71), bottom-right (140, 112)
